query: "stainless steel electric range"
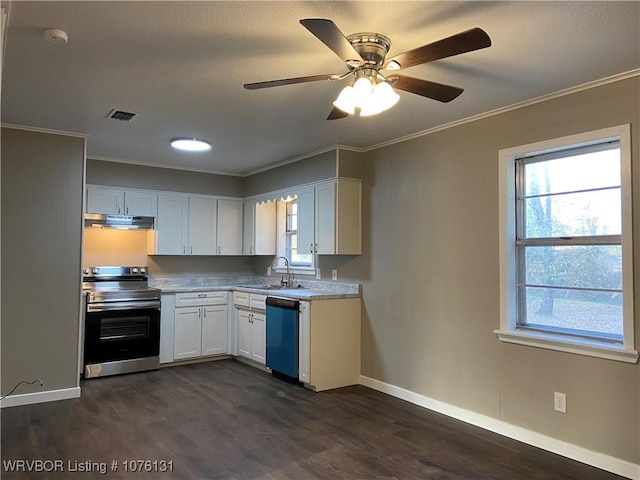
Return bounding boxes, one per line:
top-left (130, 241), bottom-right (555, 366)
top-left (82, 266), bottom-right (161, 379)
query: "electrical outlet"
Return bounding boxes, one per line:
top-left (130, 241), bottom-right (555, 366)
top-left (554, 391), bottom-right (567, 413)
top-left (266, 266), bottom-right (271, 276)
top-left (332, 269), bottom-right (338, 281)
top-left (316, 268), bottom-right (321, 279)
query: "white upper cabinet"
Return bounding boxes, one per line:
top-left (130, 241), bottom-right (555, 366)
top-left (243, 199), bottom-right (276, 256)
top-left (86, 186), bottom-right (157, 216)
top-left (189, 196), bottom-right (217, 255)
top-left (297, 179), bottom-right (361, 256)
top-left (154, 193), bottom-right (189, 255)
top-left (217, 199), bottom-right (243, 256)
top-left (151, 194), bottom-right (243, 256)
top-left (296, 186), bottom-right (316, 256)
top-left (314, 181), bottom-right (336, 255)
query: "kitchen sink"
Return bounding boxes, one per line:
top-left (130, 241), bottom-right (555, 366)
top-left (237, 284), bottom-right (304, 290)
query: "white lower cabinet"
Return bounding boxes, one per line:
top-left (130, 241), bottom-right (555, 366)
top-left (234, 292), bottom-right (266, 364)
top-left (172, 291), bottom-right (229, 361)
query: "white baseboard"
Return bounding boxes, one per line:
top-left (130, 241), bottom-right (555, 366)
top-left (0, 387), bottom-right (81, 408)
top-left (360, 375), bottom-right (639, 480)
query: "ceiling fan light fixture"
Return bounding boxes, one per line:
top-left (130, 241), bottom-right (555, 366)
top-left (170, 137), bottom-right (211, 152)
top-left (334, 75), bottom-right (399, 117)
top-left (333, 85), bottom-right (357, 114)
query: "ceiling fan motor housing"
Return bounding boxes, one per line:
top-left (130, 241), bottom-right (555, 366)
top-left (347, 33), bottom-right (391, 68)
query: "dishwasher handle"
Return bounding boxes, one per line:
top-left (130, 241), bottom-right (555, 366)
top-left (265, 296), bottom-right (299, 310)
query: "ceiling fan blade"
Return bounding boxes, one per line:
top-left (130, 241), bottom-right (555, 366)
top-left (300, 19), bottom-right (363, 65)
top-left (243, 74), bottom-right (335, 90)
top-left (391, 75), bottom-right (463, 103)
top-left (327, 106), bottom-right (349, 120)
top-left (385, 28), bottom-right (491, 70)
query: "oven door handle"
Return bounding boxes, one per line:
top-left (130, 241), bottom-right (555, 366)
top-left (87, 301), bottom-right (161, 312)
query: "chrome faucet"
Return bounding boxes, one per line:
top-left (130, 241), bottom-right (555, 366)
top-left (272, 256), bottom-right (292, 287)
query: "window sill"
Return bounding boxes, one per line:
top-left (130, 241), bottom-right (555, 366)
top-left (272, 267), bottom-right (317, 277)
top-left (494, 329), bottom-right (638, 363)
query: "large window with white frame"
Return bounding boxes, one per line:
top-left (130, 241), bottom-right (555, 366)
top-left (497, 125), bottom-right (637, 363)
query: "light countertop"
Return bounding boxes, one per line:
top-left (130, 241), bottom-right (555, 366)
top-left (149, 276), bottom-right (361, 300)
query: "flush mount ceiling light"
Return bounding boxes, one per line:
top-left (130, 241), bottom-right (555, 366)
top-left (170, 138), bottom-right (211, 152)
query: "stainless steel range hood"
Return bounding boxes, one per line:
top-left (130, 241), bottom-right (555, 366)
top-left (84, 213), bottom-right (154, 230)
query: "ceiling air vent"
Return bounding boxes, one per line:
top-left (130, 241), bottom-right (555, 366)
top-left (106, 109), bottom-right (137, 122)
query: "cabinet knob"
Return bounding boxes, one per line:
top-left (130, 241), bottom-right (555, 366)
top-left (310, 243), bottom-right (313, 254)
top-left (117, 205), bottom-right (121, 214)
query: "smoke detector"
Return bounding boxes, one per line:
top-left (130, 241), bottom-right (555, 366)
top-left (43, 28), bottom-right (68, 45)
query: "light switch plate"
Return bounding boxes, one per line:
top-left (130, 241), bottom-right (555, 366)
top-left (316, 268), bottom-right (321, 279)
top-left (332, 269), bottom-right (338, 281)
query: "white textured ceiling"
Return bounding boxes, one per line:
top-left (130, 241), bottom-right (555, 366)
top-left (2, 1), bottom-right (639, 175)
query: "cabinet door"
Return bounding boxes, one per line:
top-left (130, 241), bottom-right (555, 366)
top-left (124, 191), bottom-right (157, 216)
top-left (159, 294), bottom-right (176, 364)
top-left (242, 200), bottom-right (255, 255)
top-left (237, 309), bottom-right (252, 359)
top-left (251, 312), bottom-right (266, 364)
top-left (217, 199), bottom-right (243, 255)
top-left (202, 305), bottom-right (228, 356)
top-left (315, 181), bottom-right (336, 255)
top-left (243, 200), bottom-right (276, 256)
top-left (174, 307), bottom-right (202, 360)
top-left (298, 301), bottom-right (310, 383)
top-left (255, 200), bottom-right (276, 255)
top-left (296, 186), bottom-right (315, 256)
top-left (86, 187), bottom-right (124, 214)
top-left (189, 197), bottom-right (217, 255)
top-left (156, 194), bottom-right (189, 254)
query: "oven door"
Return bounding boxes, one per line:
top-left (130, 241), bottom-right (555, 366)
top-left (84, 301), bottom-right (160, 365)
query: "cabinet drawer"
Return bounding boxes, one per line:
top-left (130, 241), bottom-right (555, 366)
top-left (233, 291), bottom-right (250, 308)
top-left (249, 294), bottom-right (267, 311)
top-left (175, 291), bottom-right (228, 307)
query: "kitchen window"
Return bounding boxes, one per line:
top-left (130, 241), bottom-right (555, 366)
top-left (285, 199), bottom-right (313, 267)
top-left (496, 125), bottom-right (637, 363)
top-left (274, 197), bottom-right (316, 274)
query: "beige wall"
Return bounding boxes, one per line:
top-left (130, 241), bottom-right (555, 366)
top-left (1, 127), bottom-right (85, 394)
top-left (243, 149), bottom-right (336, 197)
top-left (87, 159), bottom-right (244, 197)
top-left (331, 77), bottom-right (639, 463)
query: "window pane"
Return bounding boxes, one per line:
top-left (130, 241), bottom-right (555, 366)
top-left (524, 149), bottom-right (620, 196)
top-left (520, 286), bottom-right (623, 337)
top-left (524, 188), bottom-right (621, 238)
top-left (524, 245), bottom-right (622, 291)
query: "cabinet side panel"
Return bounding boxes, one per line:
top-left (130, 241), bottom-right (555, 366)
top-left (336, 180), bottom-right (362, 254)
top-left (309, 298), bottom-right (361, 391)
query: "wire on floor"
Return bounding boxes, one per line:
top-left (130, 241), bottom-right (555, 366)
top-left (0, 380), bottom-right (44, 400)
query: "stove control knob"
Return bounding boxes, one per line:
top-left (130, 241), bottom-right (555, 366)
top-left (132, 267), bottom-right (139, 274)
top-left (140, 267), bottom-right (147, 274)
top-left (92, 268), bottom-right (99, 274)
top-left (82, 268), bottom-right (90, 275)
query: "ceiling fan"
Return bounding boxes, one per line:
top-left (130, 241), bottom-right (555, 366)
top-left (244, 19), bottom-right (491, 120)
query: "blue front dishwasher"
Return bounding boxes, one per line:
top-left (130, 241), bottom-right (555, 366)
top-left (265, 296), bottom-right (300, 380)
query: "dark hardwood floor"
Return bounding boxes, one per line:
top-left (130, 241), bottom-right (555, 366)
top-left (1, 359), bottom-right (625, 479)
